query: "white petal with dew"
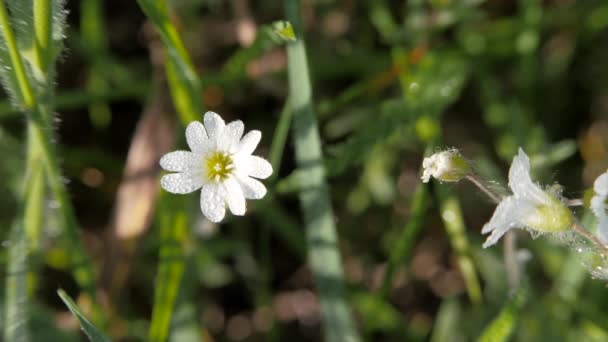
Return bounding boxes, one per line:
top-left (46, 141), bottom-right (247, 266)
top-left (160, 151), bottom-right (198, 172)
top-left (594, 173), bottom-right (608, 196)
top-left (508, 148), bottom-right (550, 205)
top-left (200, 183), bottom-right (226, 222)
top-left (224, 177), bottom-right (246, 216)
top-left (241, 155), bottom-right (273, 179)
top-left (238, 130), bottom-right (261, 156)
top-left (220, 120), bottom-right (244, 153)
top-left (481, 197), bottom-right (521, 248)
top-left (592, 173), bottom-right (608, 244)
top-left (236, 174), bottom-right (267, 199)
top-left (186, 121), bottom-right (208, 153)
top-left (204, 111), bottom-right (226, 141)
top-left (160, 171), bottom-right (204, 194)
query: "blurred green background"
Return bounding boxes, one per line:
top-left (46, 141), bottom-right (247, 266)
top-left (2, 0), bottom-right (608, 341)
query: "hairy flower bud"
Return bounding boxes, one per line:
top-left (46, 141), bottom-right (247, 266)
top-left (421, 149), bottom-right (470, 183)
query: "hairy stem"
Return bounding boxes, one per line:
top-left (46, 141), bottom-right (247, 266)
top-left (572, 223), bottom-right (608, 255)
top-left (465, 173), bottom-right (502, 204)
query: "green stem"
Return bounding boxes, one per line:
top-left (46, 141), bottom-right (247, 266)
top-left (0, 0), bottom-right (35, 108)
top-left (435, 188), bottom-right (483, 304)
top-left (268, 99), bottom-right (292, 182)
top-left (149, 199), bottom-right (187, 342)
top-left (24, 128), bottom-right (45, 252)
top-left (0, 0), bottom-right (101, 322)
top-left (30, 116), bottom-right (100, 313)
top-left (285, 1), bottom-right (360, 341)
top-left (3, 221), bottom-right (30, 342)
top-left (33, 0), bottom-right (52, 77)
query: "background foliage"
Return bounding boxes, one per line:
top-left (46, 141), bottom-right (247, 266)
top-left (1, 0), bottom-right (608, 341)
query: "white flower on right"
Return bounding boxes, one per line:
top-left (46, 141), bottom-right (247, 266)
top-left (481, 148), bottom-right (573, 248)
top-left (159, 111), bottom-right (272, 223)
top-left (591, 171), bottom-right (608, 244)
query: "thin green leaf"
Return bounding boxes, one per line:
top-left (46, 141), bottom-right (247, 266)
top-left (477, 286), bottom-right (527, 342)
top-left (137, 0), bottom-right (203, 124)
top-left (3, 221), bottom-right (30, 342)
top-left (149, 196), bottom-right (188, 342)
top-left (435, 189), bottom-right (483, 305)
top-left (57, 289), bottom-right (111, 342)
top-left (284, 1), bottom-right (360, 341)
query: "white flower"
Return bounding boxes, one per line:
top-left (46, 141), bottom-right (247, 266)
top-left (481, 148), bottom-right (573, 248)
top-left (421, 149), bottom-right (469, 183)
top-left (591, 171), bottom-right (608, 244)
top-left (159, 111), bottom-right (273, 222)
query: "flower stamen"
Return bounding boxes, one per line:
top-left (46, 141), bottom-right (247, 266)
top-left (205, 151), bottom-right (234, 182)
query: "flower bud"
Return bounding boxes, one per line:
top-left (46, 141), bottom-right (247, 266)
top-left (421, 149), bottom-right (470, 183)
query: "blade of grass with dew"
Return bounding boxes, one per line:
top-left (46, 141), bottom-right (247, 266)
top-left (477, 284), bottom-right (527, 342)
top-left (284, 1), bottom-right (360, 341)
top-left (149, 195), bottom-right (188, 342)
top-left (57, 289), bottom-right (111, 342)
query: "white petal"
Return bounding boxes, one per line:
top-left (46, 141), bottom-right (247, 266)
top-left (594, 173), bottom-right (608, 196)
top-left (159, 151), bottom-right (198, 172)
top-left (236, 175), bottom-right (267, 199)
top-left (508, 148), bottom-right (550, 205)
top-left (598, 216), bottom-right (608, 245)
top-left (240, 155), bottom-right (273, 179)
top-left (591, 195), bottom-right (607, 220)
top-left (238, 130), bottom-right (261, 156)
top-left (481, 197), bottom-right (520, 248)
top-left (224, 177), bottom-right (246, 216)
top-left (160, 171), bottom-right (204, 194)
top-left (421, 156), bottom-right (433, 183)
top-left (200, 183), bottom-right (226, 222)
top-left (186, 121), bottom-right (208, 153)
top-left (204, 111), bottom-right (226, 140)
top-left (220, 120), bottom-right (244, 153)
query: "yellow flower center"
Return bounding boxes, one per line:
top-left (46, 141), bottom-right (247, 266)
top-left (205, 152), bottom-right (234, 183)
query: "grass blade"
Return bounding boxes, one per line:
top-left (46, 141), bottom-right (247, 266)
top-left (477, 285), bottom-right (527, 342)
top-left (57, 289), bottom-right (111, 342)
top-left (136, 1), bottom-right (207, 340)
top-left (136, 0), bottom-right (203, 123)
top-left (435, 188), bottom-right (483, 305)
top-left (284, 1), bottom-right (361, 341)
top-left (3, 221), bottom-right (30, 342)
top-left (149, 197), bottom-right (188, 342)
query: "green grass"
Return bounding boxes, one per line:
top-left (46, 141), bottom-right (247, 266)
top-left (2, 1), bottom-right (608, 341)
top-left (284, 1), bottom-right (360, 341)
